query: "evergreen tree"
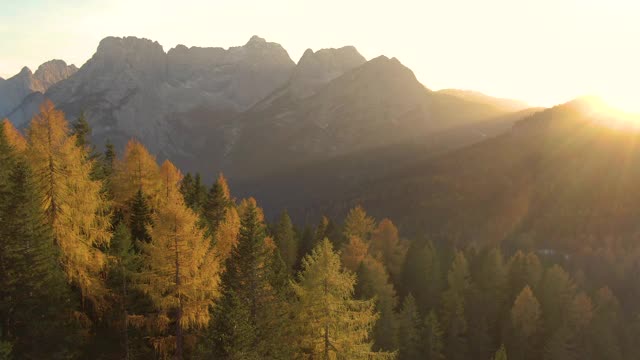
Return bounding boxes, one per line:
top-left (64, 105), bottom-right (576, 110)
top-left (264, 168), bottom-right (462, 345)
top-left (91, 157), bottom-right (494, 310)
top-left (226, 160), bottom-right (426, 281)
top-left (128, 188), bottom-right (153, 249)
top-left (71, 111), bottom-right (91, 149)
top-left (590, 287), bottom-right (622, 360)
top-left (298, 224), bottom-right (315, 263)
top-left (179, 173), bottom-right (195, 208)
top-left (538, 265), bottom-right (576, 329)
top-left (507, 251), bottom-right (542, 303)
top-left (423, 310), bottom-right (445, 360)
top-left (0, 156), bottom-right (81, 358)
top-left (273, 210), bottom-right (298, 272)
top-left (442, 251), bottom-right (470, 360)
top-left (369, 218), bottom-right (408, 281)
top-left (26, 100), bottom-right (112, 310)
top-left (209, 198), bottom-right (287, 359)
top-left (341, 235), bottom-right (369, 272)
top-left (107, 223), bottom-right (138, 359)
top-left (192, 173), bottom-right (207, 211)
top-left (137, 161), bottom-right (220, 359)
top-left (103, 140), bottom-right (116, 176)
top-left (508, 286), bottom-right (541, 360)
top-left (292, 238), bottom-right (394, 359)
top-left (202, 173), bottom-right (233, 236)
top-left (401, 241), bottom-right (442, 314)
top-left (468, 248), bottom-right (507, 359)
top-left (397, 294), bottom-right (421, 360)
top-left (343, 205), bottom-right (376, 241)
top-left (355, 256), bottom-right (398, 351)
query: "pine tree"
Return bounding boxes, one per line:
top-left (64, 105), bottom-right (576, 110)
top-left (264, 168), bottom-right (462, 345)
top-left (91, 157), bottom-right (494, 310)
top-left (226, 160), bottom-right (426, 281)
top-left (108, 223), bottom-right (137, 359)
top-left (71, 111), bottom-right (91, 149)
top-left (369, 218), bottom-right (408, 281)
top-left (292, 238), bottom-right (394, 359)
top-left (468, 248), bottom-right (507, 359)
top-left (128, 188), bottom-right (153, 249)
top-left (507, 251), bottom-right (542, 303)
top-left (442, 251), bottom-right (470, 360)
top-left (397, 294), bottom-right (422, 360)
top-left (26, 100), bottom-right (112, 310)
top-left (590, 287), bottom-right (622, 360)
top-left (423, 310), bottom-right (445, 360)
top-left (297, 224), bottom-right (315, 263)
top-left (273, 210), bottom-right (298, 272)
top-left (401, 241), bottom-right (442, 314)
top-left (112, 139), bottom-right (162, 210)
top-left (202, 173), bottom-right (233, 235)
top-left (355, 256), bottom-right (398, 351)
top-left (343, 205), bottom-right (376, 241)
top-left (191, 173), bottom-right (207, 211)
top-left (0, 156), bottom-right (81, 358)
top-left (137, 160), bottom-right (220, 359)
top-left (538, 265), bottom-right (576, 333)
top-left (103, 140), bottom-right (116, 175)
top-left (209, 198), bottom-right (287, 359)
top-left (341, 235), bottom-right (369, 272)
top-left (179, 173), bottom-right (195, 208)
top-left (508, 286), bottom-right (541, 360)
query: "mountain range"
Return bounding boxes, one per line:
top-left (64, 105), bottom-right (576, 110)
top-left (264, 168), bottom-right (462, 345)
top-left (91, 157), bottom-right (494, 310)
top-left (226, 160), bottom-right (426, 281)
top-left (2, 35), bottom-right (535, 176)
top-left (19, 36), bottom-right (634, 236)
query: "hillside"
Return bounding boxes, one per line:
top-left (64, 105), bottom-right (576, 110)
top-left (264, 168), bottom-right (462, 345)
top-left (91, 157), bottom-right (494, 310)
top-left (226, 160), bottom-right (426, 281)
top-left (327, 99), bottom-right (640, 251)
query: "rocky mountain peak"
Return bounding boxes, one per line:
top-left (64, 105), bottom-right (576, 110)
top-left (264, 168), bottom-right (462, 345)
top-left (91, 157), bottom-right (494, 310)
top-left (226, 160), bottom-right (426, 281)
top-left (246, 35), bottom-right (267, 45)
top-left (335, 55), bottom-right (424, 96)
top-left (33, 60), bottom-right (78, 91)
top-left (18, 66), bottom-right (33, 77)
top-left (289, 46), bottom-right (366, 97)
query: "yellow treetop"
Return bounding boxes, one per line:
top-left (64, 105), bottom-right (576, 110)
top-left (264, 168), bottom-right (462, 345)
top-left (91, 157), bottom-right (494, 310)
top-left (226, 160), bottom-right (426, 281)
top-left (113, 138), bottom-right (162, 209)
top-left (2, 118), bottom-right (27, 152)
top-left (26, 100), bottom-right (112, 309)
top-left (341, 236), bottom-right (369, 272)
top-left (214, 206), bottom-right (240, 262)
top-left (138, 159), bottom-right (220, 358)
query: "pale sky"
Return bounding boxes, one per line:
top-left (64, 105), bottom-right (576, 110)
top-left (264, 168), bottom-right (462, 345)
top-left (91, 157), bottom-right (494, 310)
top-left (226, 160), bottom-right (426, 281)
top-left (1, 0), bottom-right (639, 111)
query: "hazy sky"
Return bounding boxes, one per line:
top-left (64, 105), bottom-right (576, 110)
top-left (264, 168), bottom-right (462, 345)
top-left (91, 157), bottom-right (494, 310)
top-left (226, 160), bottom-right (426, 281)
top-left (1, 0), bottom-right (639, 111)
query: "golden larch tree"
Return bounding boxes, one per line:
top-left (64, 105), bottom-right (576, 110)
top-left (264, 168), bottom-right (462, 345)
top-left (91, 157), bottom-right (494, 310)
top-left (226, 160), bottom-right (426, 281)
top-left (341, 235), bottom-right (369, 272)
top-left (137, 160), bottom-right (220, 359)
top-left (343, 205), bottom-right (376, 241)
top-left (112, 139), bottom-right (162, 210)
top-left (213, 205), bottom-right (240, 262)
top-left (293, 238), bottom-right (395, 359)
top-left (26, 101), bottom-right (112, 309)
top-left (2, 118), bottom-right (27, 152)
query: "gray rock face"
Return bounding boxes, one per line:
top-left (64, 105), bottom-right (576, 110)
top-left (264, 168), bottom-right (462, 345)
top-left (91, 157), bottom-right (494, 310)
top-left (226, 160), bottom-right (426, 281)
top-left (5, 35), bottom-right (524, 185)
top-left (33, 60), bottom-right (79, 91)
top-left (40, 36), bottom-right (296, 158)
top-left (289, 46), bottom-right (366, 98)
top-left (0, 60), bottom-right (76, 122)
top-left (226, 55), bottom-right (509, 178)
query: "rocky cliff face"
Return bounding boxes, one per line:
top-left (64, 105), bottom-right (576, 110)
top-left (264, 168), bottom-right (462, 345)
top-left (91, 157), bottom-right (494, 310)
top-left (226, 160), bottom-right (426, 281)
top-left (0, 60), bottom-right (76, 118)
top-left (38, 36), bottom-right (296, 158)
top-left (289, 46), bottom-right (366, 98)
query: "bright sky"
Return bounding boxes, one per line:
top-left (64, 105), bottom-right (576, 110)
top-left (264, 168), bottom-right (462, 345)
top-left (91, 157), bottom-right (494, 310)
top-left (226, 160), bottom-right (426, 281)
top-left (1, 0), bottom-right (639, 111)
